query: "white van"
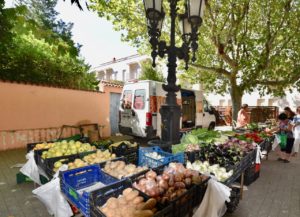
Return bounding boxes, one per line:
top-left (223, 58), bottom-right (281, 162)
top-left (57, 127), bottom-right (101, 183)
top-left (119, 80), bottom-right (216, 139)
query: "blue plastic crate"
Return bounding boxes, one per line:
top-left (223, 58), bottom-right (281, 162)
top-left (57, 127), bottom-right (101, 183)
top-left (138, 146), bottom-right (184, 168)
top-left (60, 165), bottom-right (118, 217)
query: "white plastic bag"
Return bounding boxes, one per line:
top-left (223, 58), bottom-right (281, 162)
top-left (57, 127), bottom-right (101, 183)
top-left (193, 179), bottom-right (231, 217)
top-left (20, 151), bottom-right (41, 185)
top-left (32, 165), bottom-right (73, 217)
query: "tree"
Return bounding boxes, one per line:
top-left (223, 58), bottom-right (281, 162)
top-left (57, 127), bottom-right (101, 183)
top-left (139, 59), bottom-right (166, 82)
top-left (0, 1), bottom-right (99, 90)
top-left (87, 0), bottom-right (300, 120)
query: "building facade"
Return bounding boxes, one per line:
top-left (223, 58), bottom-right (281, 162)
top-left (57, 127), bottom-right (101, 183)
top-left (92, 54), bottom-right (149, 82)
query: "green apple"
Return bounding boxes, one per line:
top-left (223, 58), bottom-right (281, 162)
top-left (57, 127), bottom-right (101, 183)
top-left (78, 147), bottom-right (85, 153)
top-left (54, 161), bottom-right (62, 168)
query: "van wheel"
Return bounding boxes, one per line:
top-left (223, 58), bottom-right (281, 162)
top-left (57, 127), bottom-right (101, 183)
top-left (208, 122), bottom-right (216, 131)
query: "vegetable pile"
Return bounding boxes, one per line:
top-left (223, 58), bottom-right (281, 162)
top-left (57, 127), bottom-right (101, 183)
top-left (103, 161), bottom-right (148, 179)
top-left (186, 161), bottom-right (233, 182)
top-left (133, 163), bottom-right (206, 204)
top-left (52, 150), bottom-right (116, 172)
top-left (98, 188), bottom-right (157, 217)
top-left (144, 152), bottom-right (164, 160)
top-left (41, 140), bottom-right (96, 159)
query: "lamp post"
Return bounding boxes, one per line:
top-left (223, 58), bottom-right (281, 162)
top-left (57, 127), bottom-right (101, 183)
top-left (143, 0), bottom-right (205, 147)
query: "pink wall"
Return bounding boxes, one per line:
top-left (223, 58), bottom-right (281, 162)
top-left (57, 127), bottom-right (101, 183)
top-left (0, 81), bottom-right (122, 150)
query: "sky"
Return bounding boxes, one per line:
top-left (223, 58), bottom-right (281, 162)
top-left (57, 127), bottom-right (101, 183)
top-left (5, 0), bottom-right (138, 68)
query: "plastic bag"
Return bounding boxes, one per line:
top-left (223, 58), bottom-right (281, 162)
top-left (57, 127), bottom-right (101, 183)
top-left (20, 151), bottom-right (41, 185)
top-left (193, 179), bottom-right (231, 217)
top-left (32, 165), bottom-right (72, 217)
top-left (276, 133), bottom-right (287, 149)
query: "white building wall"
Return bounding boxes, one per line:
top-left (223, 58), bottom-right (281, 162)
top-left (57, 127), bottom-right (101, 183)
top-left (205, 89), bottom-right (300, 112)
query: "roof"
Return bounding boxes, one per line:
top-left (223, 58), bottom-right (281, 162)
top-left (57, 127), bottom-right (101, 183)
top-left (100, 80), bottom-right (124, 88)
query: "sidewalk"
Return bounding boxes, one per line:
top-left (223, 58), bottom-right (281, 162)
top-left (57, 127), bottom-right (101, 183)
top-left (0, 149), bottom-right (299, 217)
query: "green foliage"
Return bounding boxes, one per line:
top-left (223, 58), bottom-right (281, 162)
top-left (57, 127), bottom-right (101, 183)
top-left (0, 1), bottom-right (99, 90)
top-left (90, 0), bottom-right (300, 119)
top-left (139, 60), bottom-right (166, 82)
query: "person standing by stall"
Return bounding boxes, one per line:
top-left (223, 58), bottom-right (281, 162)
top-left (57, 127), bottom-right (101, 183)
top-left (276, 113), bottom-right (294, 163)
top-left (284, 107), bottom-right (296, 120)
top-left (292, 106), bottom-right (300, 157)
top-left (236, 104), bottom-right (250, 128)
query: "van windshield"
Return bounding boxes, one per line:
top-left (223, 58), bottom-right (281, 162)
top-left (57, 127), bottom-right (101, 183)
top-left (122, 90), bottom-right (132, 109)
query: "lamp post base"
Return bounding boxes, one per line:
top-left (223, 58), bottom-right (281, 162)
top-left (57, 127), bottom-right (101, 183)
top-left (160, 104), bottom-right (181, 147)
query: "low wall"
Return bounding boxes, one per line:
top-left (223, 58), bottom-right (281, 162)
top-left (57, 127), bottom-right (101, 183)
top-left (0, 81), bottom-right (122, 150)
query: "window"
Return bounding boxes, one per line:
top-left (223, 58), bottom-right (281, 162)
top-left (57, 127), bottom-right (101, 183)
top-left (134, 89), bottom-right (146, 110)
top-left (121, 90), bottom-right (132, 109)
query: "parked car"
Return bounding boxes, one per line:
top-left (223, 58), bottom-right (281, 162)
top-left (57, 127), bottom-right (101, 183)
top-left (119, 80), bottom-right (216, 139)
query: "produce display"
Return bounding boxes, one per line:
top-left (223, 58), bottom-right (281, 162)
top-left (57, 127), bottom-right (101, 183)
top-left (235, 133), bottom-right (263, 143)
top-left (133, 163), bottom-right (206, 204)
top-left (52, 150), bottom-right (116, 172)
top-left (41, 140), bottom-right (96, 159)
top-left (103, 161), bottom-right (148, 179)
top-left (109, 141), bottom-right (138, 150)
top-left (92, 139), bottom-right (113, 149)
top-left (98, 188), bottom-right (157, 217)
top-left (199, 143), bottom-right (243, 168)
top-left (186, 161), bottom-right (233, 182)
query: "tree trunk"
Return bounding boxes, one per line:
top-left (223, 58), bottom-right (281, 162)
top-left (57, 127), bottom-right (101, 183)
top-left (230, 79), bottom-right (243, 123)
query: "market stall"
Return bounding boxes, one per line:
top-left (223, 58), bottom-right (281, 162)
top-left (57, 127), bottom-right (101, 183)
top-left (20, 126), bottom-right (274, 217)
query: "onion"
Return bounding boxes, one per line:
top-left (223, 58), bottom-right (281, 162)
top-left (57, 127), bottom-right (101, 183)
top-left (162, 173), bottom-right (170, 181)
top-left (139, 178), bottom-right (147, 186)
top-left (158, 180), bottom-right (168, 190)
top-left (156, 175), bottom-right (163, 182)
top-left (146, 170), bottom-right (157, 180)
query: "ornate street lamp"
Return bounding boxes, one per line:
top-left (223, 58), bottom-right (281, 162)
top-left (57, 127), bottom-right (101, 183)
top-left (143, 0), bottom-right (205, 147)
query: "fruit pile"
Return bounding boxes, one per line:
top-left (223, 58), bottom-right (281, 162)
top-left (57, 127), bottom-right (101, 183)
top-left (52, 150), bottom-right (116, 172)
top-left (41, 140), bottom-right (96, 159)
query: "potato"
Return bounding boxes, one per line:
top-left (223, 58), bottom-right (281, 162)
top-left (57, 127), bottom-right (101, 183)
top-left (133, 210), bottom-right (154, 217)
top-left (118, 197), bottom-right (127, 206)
top-left (136, 202), bottom-right (146, 210)
top-left (122, 187), bottom-right (133, 196)
top-left (125, 190), bottom-right (139, 201)
top-left (132, 196), bottom-right (144, 205)
top-left (106, 197), bottom-right (118, 209)
top-left (141, 198), bottom-right (157, 210)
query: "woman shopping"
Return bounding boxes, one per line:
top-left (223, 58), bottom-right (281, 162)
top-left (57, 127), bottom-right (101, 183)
top-left (276, 113), bottom-right (294, 163)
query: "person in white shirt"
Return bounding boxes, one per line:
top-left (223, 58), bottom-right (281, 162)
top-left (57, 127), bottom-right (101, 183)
top-left (292, 106), bottom-right (300, 157)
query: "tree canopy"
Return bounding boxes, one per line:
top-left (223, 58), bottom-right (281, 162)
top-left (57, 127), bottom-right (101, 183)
top-left (139, 59), bottom-right (166, 82)
top-left (0, 0), bottom-right (99, 90)
top-left (88, 0), bottom-right (300, 120)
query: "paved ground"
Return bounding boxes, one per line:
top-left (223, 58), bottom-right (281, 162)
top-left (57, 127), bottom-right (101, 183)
top-left (0, 149), bottom-right (299, 217)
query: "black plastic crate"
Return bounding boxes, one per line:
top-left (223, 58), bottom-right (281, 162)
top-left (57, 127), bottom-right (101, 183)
top-left (111, 143), bottom-right (139, 165)
top-left (184, 151), bottom-right (201, 163)
top-left (237, 163), bottom-right (260, 186)
top-left (131, 166), bottom-right (208, 217)
top-left (36, 150), bottom-right (96, 176)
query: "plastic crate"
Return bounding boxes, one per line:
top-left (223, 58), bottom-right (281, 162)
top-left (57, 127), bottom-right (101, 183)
top-left (138, 146), bottom-right (184, 168)
top-left (99, 157), bottom-right (149, 181)
top-left (184, 151), bottom-right (201, 163)
top-left (36, 149), bottom-right (96, 177)
top-left (237, 163), bottom-right (260, 186)
top-left (111, 142), bottom-right (139, 164)
top-left (60, 164), bottom-right (118, 217)
top-left (90, 179), bottom-right (177, 217)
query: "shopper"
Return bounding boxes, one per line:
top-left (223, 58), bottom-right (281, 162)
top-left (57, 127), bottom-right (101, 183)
top-left (284, 107), bottom-right (296, 120)
top-left (276, 113), bottom-right (294, 163)
top-left (236, 104), bottom-right (250, 128)
top-left (292, 106), bottom-right (300, 157)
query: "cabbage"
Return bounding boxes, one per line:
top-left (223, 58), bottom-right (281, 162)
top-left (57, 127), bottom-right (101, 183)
top-left (181, 134), bottom-right (199, 144)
